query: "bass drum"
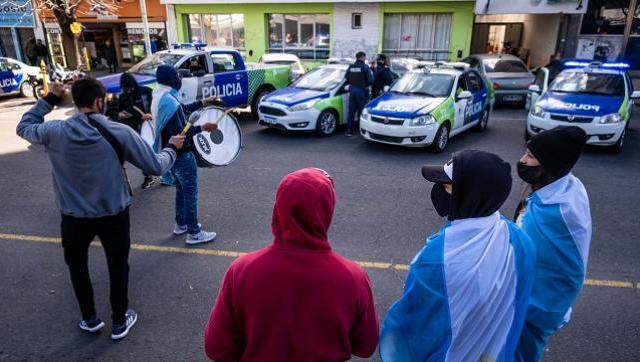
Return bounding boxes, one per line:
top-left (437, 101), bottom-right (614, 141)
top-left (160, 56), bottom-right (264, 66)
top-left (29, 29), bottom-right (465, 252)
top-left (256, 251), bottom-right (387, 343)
top-left (191, 107), bottom-right (243, 167)
top-left (140, 120), bottom-right (155, 147)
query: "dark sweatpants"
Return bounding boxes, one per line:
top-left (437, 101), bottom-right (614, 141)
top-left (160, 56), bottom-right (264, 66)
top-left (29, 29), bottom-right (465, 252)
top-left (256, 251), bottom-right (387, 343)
top-left (61, 208), bottom-right (130, 325)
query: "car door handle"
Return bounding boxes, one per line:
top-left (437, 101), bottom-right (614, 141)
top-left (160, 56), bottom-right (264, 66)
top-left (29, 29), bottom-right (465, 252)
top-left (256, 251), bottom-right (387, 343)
top-left (203, 80), bottom-right (212, 85)
top-left (482, 93), bottom-right (487, 98)
top-left (235, 74), bottom-right (242, 80)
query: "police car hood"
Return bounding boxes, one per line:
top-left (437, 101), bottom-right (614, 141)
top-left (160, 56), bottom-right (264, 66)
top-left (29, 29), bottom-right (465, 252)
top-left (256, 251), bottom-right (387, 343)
top-left (97, 72), bottom-right (156, 94)
top-left (367, 92), bottom-right (446, 118)
top-left (537, 91), bottom-right (624, 117)
top-left (263, 87), bottom-right (328, 107)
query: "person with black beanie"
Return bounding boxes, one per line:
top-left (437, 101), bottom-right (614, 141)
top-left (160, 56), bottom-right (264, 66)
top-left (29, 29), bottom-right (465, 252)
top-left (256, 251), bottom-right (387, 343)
top-left (514, 126), bottom-right (592, 361)
top-left (380, 150), bottom-right (536, 361)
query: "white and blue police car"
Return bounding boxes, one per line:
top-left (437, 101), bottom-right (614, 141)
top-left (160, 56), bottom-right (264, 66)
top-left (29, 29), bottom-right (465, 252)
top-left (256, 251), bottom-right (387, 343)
top-left (0, 57), bottom-right (41, 97)
top-left (360, 62), bottom-right (495, 152)
top-left (526, 61), bottom-right (640, 153)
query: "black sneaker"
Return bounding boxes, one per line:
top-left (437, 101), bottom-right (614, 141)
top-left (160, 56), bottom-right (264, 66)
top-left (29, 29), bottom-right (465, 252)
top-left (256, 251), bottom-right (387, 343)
top-left (141, 176), bottom-right (155, 189)
top-left (345, 131), bottom-right (353, 137)
top-left (111, 309), bottom-right (138, 340)
top-left (79, 315), bottom-right (105, 333)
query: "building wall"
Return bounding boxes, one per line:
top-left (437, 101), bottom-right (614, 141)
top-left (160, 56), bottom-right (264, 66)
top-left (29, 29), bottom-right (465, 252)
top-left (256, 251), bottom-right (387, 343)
top-left (332, 3), bottom-right (380, 58)
top-left (174, 1), bottom-right (475, 64)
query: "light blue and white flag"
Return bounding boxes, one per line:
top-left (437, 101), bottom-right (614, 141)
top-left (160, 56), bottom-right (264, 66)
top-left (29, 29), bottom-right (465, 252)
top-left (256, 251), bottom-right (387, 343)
top-left (380, 212), bottom-right (536, 362)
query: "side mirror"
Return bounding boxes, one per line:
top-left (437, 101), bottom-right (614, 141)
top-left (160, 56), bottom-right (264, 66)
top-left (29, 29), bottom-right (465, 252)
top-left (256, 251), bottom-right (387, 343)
top-left (528, 84), bottom-right (541, 94)
top-left (631, 90), bottom-right (640, 100)
top-left (457, 90), bottom-right (473, 100)
top-left (383, 85), bottom-right (390, 92)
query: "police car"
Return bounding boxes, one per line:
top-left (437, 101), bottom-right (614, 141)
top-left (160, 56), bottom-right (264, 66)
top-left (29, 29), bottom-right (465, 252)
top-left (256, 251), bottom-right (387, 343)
top-left (98, 43), bottom-right (291, 116)
top-left (526, 61), bottom-right (639, 153)
top-left (360, 62), bottom-right (494, 152)
top-left (0, 57), bottom-right (41, 97)
top-left (257, 63), bottom-right (352, 136)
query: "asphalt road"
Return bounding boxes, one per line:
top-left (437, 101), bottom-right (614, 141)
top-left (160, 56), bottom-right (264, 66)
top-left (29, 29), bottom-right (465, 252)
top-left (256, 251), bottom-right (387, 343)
top-left (0, 97), bottom-right (638, 361)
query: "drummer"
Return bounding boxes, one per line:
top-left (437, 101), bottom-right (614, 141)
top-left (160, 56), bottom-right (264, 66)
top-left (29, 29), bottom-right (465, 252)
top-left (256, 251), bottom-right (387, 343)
top-left (117, 73), bottom-right (155, 189)
top-left (153, 65), bottom-right (220, 245)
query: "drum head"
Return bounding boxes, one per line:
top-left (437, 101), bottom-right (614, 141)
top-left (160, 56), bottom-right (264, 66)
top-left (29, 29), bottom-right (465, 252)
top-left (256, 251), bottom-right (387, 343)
top-left (191, 107), bottom-right (242, 167)
top-left (140, 120), bottom-right (155, 147)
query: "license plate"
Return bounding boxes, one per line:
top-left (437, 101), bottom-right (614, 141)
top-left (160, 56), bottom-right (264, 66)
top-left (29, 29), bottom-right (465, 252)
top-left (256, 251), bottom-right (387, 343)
top-left (263, 116), bottom-right (277, 124)
top-left (504, 95), bottom-right (523, 101)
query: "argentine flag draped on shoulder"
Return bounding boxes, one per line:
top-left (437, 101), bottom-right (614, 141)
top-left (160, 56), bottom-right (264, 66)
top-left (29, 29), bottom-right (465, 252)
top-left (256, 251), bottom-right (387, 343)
top-left (380, 150), bottom-right (536, 362)
top-left (514, 126), bottom-right (591, 361)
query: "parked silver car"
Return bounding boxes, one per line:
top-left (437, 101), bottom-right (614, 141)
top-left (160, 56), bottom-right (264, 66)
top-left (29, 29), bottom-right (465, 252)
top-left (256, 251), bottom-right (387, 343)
top-left (463, 54), bottom-right (534, 106)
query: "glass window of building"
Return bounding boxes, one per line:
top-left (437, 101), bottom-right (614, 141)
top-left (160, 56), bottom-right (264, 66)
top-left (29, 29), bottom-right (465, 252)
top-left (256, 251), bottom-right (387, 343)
top-left (580, 0), bottom-right (630, 35)
top-left (188, 14), bottom-right (245, 49)
top-left (267, 14), bottom-right (330, 59)
top-left (383, 13), bottom-right (452, 60)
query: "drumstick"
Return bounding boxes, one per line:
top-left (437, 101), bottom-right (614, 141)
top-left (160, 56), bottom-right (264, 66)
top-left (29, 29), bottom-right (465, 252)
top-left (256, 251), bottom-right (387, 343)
top-left (214, 108), bottom-right (234, 125)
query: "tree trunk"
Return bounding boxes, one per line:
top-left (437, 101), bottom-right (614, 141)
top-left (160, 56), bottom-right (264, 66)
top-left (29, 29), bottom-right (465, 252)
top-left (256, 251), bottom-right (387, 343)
top-left (52, 11), bottom-right (80, 69)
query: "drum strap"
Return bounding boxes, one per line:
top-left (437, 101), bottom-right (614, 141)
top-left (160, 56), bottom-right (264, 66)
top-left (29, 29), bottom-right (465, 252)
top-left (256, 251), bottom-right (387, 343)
top-left (86, 116), bottom-right (133, 196)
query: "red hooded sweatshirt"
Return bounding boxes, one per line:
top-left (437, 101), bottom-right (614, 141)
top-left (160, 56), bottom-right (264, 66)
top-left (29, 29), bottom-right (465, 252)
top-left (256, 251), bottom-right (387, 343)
top-left (204, 168), bottom-right (379, 361)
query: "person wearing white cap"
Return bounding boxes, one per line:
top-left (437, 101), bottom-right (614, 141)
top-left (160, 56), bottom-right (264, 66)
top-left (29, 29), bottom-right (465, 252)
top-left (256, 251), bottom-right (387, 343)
top-left (379, 150), bottom-right (536, 361)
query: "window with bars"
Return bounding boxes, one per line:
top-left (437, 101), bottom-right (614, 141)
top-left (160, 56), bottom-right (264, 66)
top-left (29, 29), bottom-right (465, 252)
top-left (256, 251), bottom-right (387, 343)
top-left (267, 14), bottom-right (330, 60)
top-left (188, 14), bottom-right (245, 50)
top-left (383, 13), bottom-right (452, 61)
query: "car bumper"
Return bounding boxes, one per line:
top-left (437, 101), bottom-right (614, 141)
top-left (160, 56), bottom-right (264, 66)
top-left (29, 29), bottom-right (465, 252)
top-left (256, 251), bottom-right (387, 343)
top-left (257, 102), bottom-right (319, 131)
top-left (360, 117), bottom-right (440, 147)
top-left (527, 113), bottom-right (625, 146)
top-left (495, 90), bottom-right (528, 104)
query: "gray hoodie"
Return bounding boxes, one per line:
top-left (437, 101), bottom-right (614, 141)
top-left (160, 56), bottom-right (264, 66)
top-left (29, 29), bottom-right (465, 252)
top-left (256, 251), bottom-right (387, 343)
top-left (17, 99), bottom-right (177, 218)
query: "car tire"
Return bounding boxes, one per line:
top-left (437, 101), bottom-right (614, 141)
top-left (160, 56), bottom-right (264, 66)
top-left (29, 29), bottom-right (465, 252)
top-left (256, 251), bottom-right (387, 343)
top-left (251, 88), bottom-right (272, 118)
top-left (610, 127), bottom-right (625, 154)
top-left (20, 81), bottom-right (33, 98)
top-left (430, 123), bottom-right (450, 153)
top-left (315, 109), bottom-right (338, 137)
top-left (474, 108), bottom-right (489, 132)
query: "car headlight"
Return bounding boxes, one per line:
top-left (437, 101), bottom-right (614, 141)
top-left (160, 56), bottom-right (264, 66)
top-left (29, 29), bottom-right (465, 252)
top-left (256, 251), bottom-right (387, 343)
top-left (410, 115), bottom-right (435, 127)
top-left (288, 99), bottom-right (318, 112)
top-left (600, 112), bottom-right (623, 124)
top-left (361, 108), bottom-right (370, 121)
top-left (530, 104), bottom-right (546, 118)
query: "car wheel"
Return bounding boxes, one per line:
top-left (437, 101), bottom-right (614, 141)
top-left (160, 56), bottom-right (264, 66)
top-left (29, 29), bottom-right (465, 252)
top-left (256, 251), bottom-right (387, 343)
top-left (315, 110), bottom-right (337, 136)
top-left (430, 123), bottom-right (450, 153)
top-left (474, 108), bottom-right (489, 132)
top-left (20, 81), bottom-right (33, 98)
top-left (610, 127), bottom-right (625, 154)
top-left (251, 88), bottom-right (271, 118)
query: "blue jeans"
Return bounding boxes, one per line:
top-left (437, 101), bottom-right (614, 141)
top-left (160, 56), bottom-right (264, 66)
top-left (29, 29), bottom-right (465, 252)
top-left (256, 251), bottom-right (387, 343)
top-left (171, 152), bottom-right (201, 234)
top-left (347, 87), bottom-right (368, 132)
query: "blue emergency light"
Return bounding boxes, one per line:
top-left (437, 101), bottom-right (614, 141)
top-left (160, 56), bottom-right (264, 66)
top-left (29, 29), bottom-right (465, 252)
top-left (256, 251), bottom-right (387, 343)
top-left (564, 60), bottom-right (630, 69)
top-left (170, 42), bottom-right (208, 50)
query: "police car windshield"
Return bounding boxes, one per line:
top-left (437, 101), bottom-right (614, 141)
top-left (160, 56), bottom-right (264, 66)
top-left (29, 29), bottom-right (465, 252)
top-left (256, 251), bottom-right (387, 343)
top-left (291, 67), bottom-right (345, 91)
top-left (390, 72), bottom-right (454, 97)
top-left (129, 53), bottom-right (184, 75)
top-left (484, 59), bottom-right (528, 73)
top-left (550, 71), bottom-right (625, 96)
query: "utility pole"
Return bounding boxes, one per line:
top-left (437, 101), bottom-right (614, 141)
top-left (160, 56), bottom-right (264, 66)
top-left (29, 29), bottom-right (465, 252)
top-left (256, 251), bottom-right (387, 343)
top-left (139, 0), bottom-right (152, 55)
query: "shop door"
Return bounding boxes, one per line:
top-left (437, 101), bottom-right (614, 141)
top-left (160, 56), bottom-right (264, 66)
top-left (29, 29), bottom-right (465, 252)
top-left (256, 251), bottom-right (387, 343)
top-left (503, 24), bottom-right (523, 49)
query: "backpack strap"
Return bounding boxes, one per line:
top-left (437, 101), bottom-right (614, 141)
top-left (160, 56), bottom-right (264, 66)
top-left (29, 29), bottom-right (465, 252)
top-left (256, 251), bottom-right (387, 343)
top-left (86, 115), bottom-right (125, 166)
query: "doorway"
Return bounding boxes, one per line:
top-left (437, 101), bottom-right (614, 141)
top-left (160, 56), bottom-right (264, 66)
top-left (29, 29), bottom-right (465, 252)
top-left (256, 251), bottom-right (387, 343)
top-left (471, 23), bottom-right (523, 54)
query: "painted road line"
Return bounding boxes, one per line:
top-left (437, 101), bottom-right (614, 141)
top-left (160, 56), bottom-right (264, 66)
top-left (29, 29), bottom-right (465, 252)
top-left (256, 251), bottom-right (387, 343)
top-left (1, 232), bottom-right (636, 289)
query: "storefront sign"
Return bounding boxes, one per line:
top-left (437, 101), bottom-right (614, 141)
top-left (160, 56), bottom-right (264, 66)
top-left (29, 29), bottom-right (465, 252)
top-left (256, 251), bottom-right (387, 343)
top-left (125, 22), bottom-right (166, 36)
top-left (576, 36), bottom-right (623, 62)
top-left (475, 0), bottom-right (589, 15)
top-left (0, 0), bottom-right (35, 28)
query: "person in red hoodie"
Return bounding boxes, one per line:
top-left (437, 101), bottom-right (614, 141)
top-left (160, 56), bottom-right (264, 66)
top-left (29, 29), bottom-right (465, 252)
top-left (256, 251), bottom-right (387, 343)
top-left (204, 167), bottom-right (379, 361)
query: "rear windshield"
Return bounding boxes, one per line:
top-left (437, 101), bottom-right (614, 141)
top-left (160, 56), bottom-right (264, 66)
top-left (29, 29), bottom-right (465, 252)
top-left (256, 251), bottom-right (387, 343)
top-left (484, 59), bottom-right (528, 73)
top-left (550, 71), bottom-right (625, 96)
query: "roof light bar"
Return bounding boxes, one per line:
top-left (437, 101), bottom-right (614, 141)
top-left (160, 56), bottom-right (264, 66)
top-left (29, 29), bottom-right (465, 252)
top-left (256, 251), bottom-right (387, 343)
top-left (171, 42), bottom-right (208, 50)
top-left (564, 60), bottom-right (630, 69)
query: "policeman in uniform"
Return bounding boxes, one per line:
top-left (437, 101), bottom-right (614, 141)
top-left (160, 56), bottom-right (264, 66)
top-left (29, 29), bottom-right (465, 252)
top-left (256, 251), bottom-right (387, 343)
top-left (345, 52), bottom-right (373, 137)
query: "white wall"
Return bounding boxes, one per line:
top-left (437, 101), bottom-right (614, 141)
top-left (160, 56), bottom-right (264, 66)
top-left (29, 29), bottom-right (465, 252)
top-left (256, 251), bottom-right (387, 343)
top-left (332, 3), bottom-right (380, 59)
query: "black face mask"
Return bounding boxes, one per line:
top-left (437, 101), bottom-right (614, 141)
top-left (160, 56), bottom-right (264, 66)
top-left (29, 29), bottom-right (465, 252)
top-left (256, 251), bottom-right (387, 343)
top-left (517, 162), bottom-right (545, 185)
top-left (431, 183), bottom-right (451, 218)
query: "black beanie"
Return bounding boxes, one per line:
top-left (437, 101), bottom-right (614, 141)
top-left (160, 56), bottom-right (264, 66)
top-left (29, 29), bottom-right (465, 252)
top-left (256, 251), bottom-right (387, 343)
top-left (527, 126), bottom-right (588, 177)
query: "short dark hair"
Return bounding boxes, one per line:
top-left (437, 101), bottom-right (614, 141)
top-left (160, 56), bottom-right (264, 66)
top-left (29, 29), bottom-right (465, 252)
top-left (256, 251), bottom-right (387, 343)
top-left (71, 78), bottom-right (106, 108)
top-left (356, 51), bottom-right (366, 59)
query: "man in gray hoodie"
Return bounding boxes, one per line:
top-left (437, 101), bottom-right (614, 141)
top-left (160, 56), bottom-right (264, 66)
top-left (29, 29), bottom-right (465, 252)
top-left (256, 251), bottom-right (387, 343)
top-left (16, 79), bottom-right (184, 340)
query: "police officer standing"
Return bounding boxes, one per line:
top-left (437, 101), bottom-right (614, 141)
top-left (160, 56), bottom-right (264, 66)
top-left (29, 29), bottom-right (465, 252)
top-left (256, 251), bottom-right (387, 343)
top-left (371, 54), bottom-right (394, 98)
top-left (345, 52), bottom-right (373, 137)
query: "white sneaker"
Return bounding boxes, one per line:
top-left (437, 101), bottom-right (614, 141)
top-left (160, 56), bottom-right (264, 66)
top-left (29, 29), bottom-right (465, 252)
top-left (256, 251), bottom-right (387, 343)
top-left (173, 223), bottom-right (201, 235)
top-left (186, 230), bottom-right (216, 245)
